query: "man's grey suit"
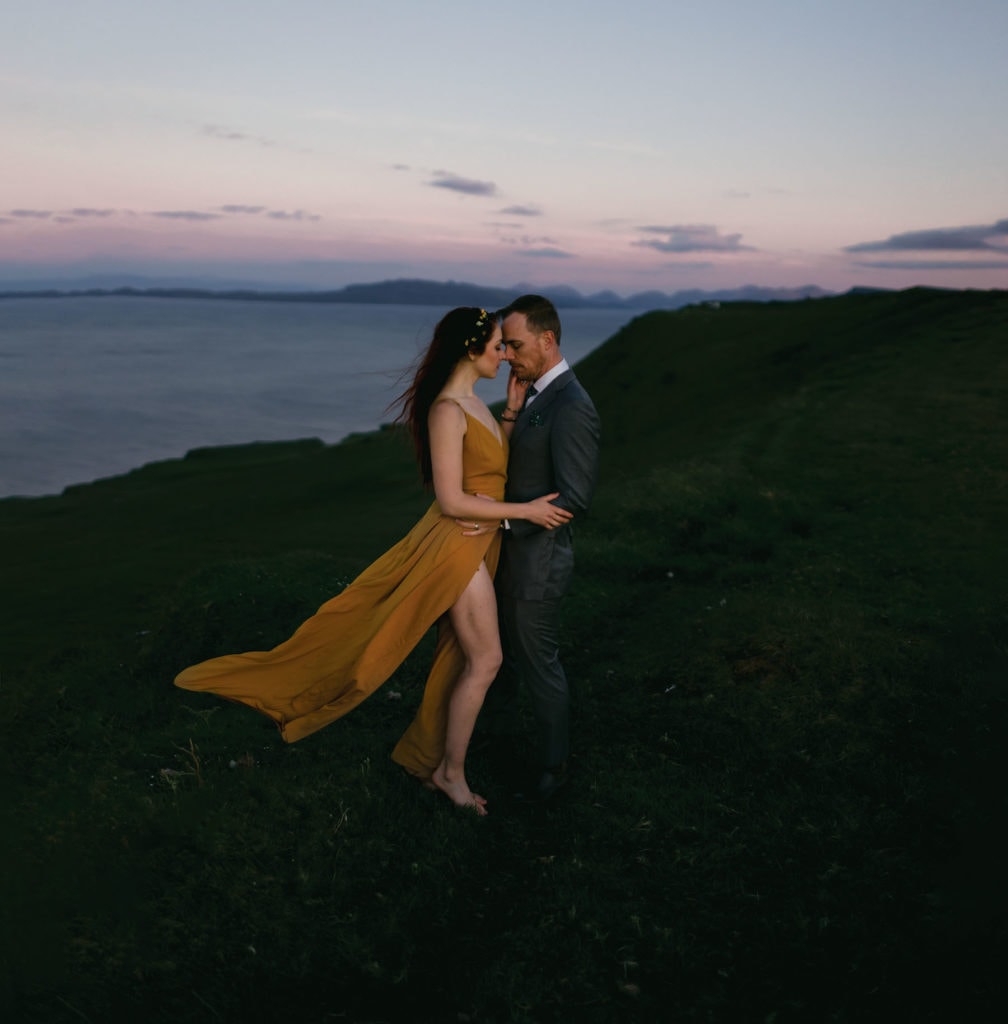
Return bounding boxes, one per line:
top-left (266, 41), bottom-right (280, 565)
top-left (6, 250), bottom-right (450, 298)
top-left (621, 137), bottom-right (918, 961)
top-left (492, 368), bottom-right (600, 768)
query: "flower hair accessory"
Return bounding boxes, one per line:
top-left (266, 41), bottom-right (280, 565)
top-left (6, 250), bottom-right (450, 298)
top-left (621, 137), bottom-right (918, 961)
top-left (464, 309), bottom-right (490, 349)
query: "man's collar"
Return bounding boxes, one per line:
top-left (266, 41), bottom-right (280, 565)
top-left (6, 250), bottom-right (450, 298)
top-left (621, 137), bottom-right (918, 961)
top-left (532, 358), bottom-right (570, 394)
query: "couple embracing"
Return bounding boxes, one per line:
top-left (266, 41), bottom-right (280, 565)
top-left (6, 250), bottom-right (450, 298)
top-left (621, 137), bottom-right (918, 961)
top-left (175, 294), bottom-right (600, 815)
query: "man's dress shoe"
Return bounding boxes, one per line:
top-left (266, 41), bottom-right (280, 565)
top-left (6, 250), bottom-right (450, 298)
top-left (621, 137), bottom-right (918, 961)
top-left (513, 763), bottom-right (569, 802)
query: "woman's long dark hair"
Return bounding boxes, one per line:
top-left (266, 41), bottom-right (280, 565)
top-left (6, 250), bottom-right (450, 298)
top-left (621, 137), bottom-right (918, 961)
top-left (395, 307), bottom-right (497, 487)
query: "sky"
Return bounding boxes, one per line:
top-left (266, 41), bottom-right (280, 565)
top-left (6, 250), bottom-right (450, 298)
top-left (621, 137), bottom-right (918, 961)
top-left (2, 0), bottom-right (1007, 296)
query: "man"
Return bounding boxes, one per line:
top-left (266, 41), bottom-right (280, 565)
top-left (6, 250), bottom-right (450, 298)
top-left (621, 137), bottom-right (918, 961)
top-left (483, 294), bottom-right (601, 800)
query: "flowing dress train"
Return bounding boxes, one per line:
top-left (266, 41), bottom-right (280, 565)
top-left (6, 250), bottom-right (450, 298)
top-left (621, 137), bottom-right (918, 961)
top-left (174, 407), bottom-right (506, 779)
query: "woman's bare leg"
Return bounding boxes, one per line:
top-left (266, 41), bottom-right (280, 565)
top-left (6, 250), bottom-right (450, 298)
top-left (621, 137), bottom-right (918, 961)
top-left (431, 562), bottom-right (502, 815)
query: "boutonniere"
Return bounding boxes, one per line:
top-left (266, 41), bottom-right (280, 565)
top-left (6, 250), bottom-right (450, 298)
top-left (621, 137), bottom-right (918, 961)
top-left (528, 410), bottom-right (544, 427)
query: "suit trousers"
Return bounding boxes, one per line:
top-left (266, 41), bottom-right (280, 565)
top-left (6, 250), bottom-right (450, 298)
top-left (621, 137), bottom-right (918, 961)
top-left (494, 592), bottom-right (569, 769)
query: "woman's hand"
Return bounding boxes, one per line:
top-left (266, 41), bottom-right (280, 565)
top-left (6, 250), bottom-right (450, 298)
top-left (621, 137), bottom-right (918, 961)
top-left (523, 492), bottom-right (573, 530)
top-left (455, 491), bottom-right (572, 535)
top-left (506, 369), bottom-right (531, 413)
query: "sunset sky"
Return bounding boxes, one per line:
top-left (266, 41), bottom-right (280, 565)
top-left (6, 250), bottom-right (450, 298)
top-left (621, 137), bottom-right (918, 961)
top-left (3, 0), bottom-right (1006, 295)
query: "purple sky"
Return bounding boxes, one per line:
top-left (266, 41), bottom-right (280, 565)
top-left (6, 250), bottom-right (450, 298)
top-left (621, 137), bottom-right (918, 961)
top-left (3, 0), bottom-right (1006, 294)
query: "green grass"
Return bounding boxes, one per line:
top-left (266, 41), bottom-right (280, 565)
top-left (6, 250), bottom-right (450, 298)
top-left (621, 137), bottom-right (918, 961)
top-left (2, 288), bottom-right (1006, 1021)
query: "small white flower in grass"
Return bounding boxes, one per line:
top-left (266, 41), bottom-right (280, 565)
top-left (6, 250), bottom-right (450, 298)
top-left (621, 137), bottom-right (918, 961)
top-left (387, 690), bottom-right (402, 701)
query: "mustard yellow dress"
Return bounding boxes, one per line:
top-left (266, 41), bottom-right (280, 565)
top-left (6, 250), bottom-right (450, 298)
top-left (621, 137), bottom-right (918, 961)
top-left (174, 406), bottom-right (506, 780)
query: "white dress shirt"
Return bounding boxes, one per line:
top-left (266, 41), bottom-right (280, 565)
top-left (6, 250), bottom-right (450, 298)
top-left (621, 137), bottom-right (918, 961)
top-left (525, 358), bottom-right (570, 405)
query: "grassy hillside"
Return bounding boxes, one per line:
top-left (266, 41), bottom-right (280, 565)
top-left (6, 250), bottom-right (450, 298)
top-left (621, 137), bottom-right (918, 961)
top-left (2, 288), bottom-right (1006, 1022)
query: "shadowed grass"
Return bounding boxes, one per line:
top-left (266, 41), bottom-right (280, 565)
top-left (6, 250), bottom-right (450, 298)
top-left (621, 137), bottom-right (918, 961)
top-left (2, 288), bottom-right (1006, 1021)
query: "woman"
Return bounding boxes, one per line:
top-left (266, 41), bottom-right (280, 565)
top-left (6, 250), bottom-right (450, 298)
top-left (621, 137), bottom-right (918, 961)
top-left (175, 307), bottom-right (570, 815)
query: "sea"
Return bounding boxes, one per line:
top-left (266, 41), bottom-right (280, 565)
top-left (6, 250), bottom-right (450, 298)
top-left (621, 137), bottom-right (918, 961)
top-left (0, 297), bottom-right (640, 499)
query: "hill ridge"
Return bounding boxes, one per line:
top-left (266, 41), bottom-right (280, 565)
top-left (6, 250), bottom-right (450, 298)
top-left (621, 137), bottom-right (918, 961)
top-left (0, 275), bottom-right (832, 309)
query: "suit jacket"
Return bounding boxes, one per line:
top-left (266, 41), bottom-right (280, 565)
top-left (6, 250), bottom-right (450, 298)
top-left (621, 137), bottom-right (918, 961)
top-left (497, 369), bottom-right (600, 601)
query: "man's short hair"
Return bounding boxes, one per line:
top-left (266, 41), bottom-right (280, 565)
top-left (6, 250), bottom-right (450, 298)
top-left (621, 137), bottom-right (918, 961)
top-left (499, 293), bottom-right (562, 345)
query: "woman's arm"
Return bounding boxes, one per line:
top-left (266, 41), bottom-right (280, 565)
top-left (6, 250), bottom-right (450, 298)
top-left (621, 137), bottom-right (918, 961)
top-left (429, 401), bottom-right (571, 529)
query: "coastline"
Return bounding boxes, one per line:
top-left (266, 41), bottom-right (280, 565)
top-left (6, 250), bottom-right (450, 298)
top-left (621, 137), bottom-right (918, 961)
top-left (0, 432), bottom-right (387, 504)
top-left (1, 297), bottom-right (639, 500)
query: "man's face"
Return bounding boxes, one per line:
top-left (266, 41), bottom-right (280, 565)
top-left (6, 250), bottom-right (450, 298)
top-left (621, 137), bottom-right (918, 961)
top-left (502, 312), bottom-right (554, 382)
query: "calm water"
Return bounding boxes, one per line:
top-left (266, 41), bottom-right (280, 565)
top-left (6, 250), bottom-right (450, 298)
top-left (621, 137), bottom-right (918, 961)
top-left (0, 297), bottom-right (637, 498)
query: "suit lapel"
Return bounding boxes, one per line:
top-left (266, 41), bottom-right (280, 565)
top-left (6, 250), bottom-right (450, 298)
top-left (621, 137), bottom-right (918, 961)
top-left (513, 370), bottom-right (574, 443)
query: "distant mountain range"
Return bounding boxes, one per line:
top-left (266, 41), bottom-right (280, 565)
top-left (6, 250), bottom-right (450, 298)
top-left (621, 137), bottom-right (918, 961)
top-left (0, 275), bottom-right (834, 310)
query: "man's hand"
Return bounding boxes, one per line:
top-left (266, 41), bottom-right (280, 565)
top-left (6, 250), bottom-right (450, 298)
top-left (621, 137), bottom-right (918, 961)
top-left (456, 493), bottom-right (499, 536)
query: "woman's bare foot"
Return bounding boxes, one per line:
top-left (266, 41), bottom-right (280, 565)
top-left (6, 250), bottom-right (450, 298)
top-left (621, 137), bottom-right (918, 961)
top-left (431, 763), bottom-right (488, 815)
top-left (420, 776), bottom-right (486, 808)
